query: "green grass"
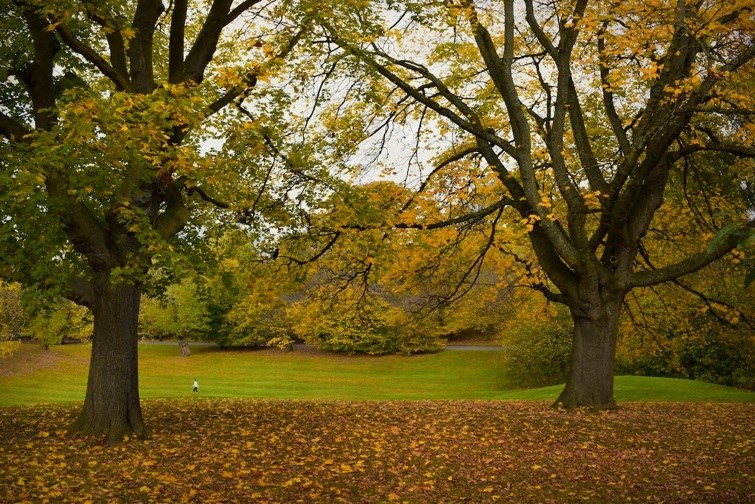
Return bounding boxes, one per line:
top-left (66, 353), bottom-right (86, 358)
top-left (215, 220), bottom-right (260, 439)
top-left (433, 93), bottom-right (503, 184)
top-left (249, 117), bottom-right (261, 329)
top-left (493, 375), bottom-right (755, 402)
top-left (0, 343), bottom-right (753, 406)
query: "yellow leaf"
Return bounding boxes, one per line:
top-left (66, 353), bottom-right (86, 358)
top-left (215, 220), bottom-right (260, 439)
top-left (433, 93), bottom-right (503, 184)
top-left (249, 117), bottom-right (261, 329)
top-left (122, 28), bottom-right (136, 40)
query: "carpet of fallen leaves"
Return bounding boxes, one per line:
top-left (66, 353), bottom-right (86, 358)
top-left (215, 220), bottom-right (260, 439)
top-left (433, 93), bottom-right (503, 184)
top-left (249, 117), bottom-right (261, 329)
top-left (0, 400), bottom-right (753, 503)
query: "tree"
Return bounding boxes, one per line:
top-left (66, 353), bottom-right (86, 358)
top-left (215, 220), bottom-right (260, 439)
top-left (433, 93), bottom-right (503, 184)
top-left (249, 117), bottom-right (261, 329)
top-left (0, 281), bottom-right (25, 341)
top-left (138, 279), bottom-right (209, 342)
top-left (277, 179), bottom-right (505, 354)
top-left (24, 298), bottom-right (92, 348)
top-left (306, 0), bottom-right (754, 407)
top-left (0, 281), bottom-right (24, 358)
top-left (0, 0), bottom-right (308, 442)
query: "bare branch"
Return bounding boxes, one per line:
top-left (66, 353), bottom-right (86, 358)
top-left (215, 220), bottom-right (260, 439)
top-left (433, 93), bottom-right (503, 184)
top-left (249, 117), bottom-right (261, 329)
top-left (56, 25), bottom-right (131, 91)
top-left (280, 231), bottom-right (342, 266)
top-left (329, 30), bottom-right (516, 157)
top-left (339, 198), bottom-right (510, 232)
top-left (631, 222), bottom-right (752, 287)
top-left (226, 0), bottom-right (264, 25)
top-left (597, 21), bottom-right (631, 155)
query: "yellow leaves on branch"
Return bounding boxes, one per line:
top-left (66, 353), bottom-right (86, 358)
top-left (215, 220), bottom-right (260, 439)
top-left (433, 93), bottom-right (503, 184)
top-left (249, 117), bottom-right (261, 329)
top-left (520, 214), bottom-right (540, 233)
top-left (582, 190), bottom-right (603, 211)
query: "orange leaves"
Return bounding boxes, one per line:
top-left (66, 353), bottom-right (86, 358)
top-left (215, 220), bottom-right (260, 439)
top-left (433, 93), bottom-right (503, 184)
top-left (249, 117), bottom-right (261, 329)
top-left (1, 400), bottom-right (753, 502)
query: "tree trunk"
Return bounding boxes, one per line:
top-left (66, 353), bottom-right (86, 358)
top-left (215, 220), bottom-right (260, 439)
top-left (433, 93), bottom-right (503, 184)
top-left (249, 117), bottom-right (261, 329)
top-left (70, 282), bottom-right (147, 444)
top-left (554, 294), bottom-right (624, 410)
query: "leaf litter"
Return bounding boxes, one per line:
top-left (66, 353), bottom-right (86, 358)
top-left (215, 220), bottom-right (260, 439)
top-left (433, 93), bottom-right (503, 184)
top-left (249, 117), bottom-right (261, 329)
top-left (0, 400), bottom-right (752, 503)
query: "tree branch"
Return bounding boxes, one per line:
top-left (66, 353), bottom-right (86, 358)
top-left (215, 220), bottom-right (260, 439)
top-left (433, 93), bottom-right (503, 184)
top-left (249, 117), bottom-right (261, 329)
top-left (464, 1), bottom-right (584, 271)
top-left (207, 25), bottom-right (306, 115)
top-left (168, 0), bottom-right (188, 83)
top-left (67, 275), bottom-right (96, 308)
top-left (397, 145), bottom-right (481, 215)
top-left (128, 0), bottom-right (165, 92)
top-left (183, 0), bottom-right (234, 84)
top-left (153, 180), bottom-right (190, 239)
top-left (567, 77), bottom-right (609, 194)
top-left (668, 142), bottom-right (755, 163)
top-left (338, 198), bottom-right (511, 232)
top-left (226, 0), bottom-right (264, 25)
top-left (329, 31), bottom-right (515, 158)
top-left (597, 21), bottom-right (631, 156)
top-left (81, 8), bottom-right (130, 82)
top-left (56, 25), bottom-right (131, 91)
top-left (0, 113), bottom-right (31, 141)
top-left (631, 222), bottom-right (752, 287)
top-left (280, 231), bottom-right (342, 266)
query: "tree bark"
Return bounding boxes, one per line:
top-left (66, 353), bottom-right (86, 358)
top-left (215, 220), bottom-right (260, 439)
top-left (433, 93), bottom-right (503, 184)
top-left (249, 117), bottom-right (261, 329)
top-left (70, 282), bottom-right (147, 444)
top-left (554, 294), bottom-right (624, 410)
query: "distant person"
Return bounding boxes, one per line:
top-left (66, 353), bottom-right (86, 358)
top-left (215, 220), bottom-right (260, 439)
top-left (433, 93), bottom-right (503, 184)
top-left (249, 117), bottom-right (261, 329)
top-left (192, 378), bottom-right (199, 394)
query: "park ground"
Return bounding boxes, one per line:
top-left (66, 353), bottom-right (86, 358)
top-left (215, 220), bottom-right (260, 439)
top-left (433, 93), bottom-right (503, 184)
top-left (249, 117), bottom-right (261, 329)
top-left (0, 343), bottom-right (753, 502)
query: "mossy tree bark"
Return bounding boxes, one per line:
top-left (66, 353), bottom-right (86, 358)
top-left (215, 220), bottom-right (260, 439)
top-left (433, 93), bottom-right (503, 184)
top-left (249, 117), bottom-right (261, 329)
top-left (555, 296), bottom-right (624, 410)
top-left (70, 282), bottom-right (146, 444)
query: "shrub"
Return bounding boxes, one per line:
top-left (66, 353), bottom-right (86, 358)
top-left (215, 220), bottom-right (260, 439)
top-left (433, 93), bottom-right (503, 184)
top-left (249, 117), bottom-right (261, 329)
top-left (0, 341), bottom-right (21, 359)
top-left (498, 303), bottom-right (572, 388)
top-left (677, 331), bottom-right (755, 389)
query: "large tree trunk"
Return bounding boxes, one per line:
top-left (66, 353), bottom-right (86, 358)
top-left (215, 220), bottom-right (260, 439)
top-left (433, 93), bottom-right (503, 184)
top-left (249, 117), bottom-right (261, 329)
top-left (70, 282), bottom-right (147, 444)
top-left (554, 294), bottom-right (624, 410)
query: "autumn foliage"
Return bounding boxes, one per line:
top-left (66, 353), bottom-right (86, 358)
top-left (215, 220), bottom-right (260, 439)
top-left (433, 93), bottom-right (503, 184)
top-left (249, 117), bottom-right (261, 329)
top-left (1, 399), bottom-right (752, 503)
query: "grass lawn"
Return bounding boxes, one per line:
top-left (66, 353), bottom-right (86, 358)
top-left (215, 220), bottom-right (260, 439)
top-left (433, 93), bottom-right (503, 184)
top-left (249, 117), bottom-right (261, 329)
top-left (1, 342), bottom-right (753, 406)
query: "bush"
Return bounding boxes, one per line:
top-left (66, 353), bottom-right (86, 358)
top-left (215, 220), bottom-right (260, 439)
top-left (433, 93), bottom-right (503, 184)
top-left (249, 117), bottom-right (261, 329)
top-left (0, 341), bottom-right (21, 359)
top-left (616, 327), bottom-right (755, 390)
top-left (498, 303), bottom-right (572, 388)
top-left (677, 332), bottom-right (755, 389)
top-left (615, 347), bottom-right (679, 378)
top-left (218, 284), bottom-right (295, 348)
